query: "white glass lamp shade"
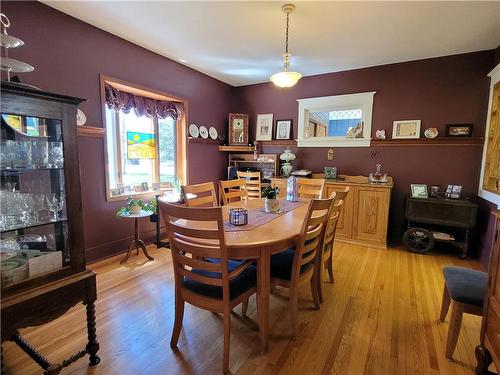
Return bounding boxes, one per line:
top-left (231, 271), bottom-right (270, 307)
top-left (280, 148), bottom-right (296, 163)
top-left (270, 71), bottom-right (302, 88)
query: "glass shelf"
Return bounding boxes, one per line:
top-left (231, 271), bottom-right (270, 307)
top-left (1, 167), bottom-right (64, 172)
top-left (1, 217), bottom-right (68, 234)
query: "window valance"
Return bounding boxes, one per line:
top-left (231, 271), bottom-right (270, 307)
top-left (104, 83), bottom-right (183, 120)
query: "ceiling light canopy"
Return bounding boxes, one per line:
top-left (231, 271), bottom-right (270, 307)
top-left (270, 4), bottom-right (301, 88)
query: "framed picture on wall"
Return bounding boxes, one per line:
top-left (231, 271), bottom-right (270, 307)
top-left (275, 119), bottom-right (292, 140)
top-left (228, 113), bottom-right (249, 145)
top-left (255, 113), bottom-right (273, 141)
top-left (392, 120), bottom-right (421, 139)
top-left (446, 124), bottom-right (473, 137)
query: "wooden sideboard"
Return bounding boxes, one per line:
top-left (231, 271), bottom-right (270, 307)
top-left (271, 175), bottom-right (393, 249)
top-left (475, 210), bottom-right (500, 374)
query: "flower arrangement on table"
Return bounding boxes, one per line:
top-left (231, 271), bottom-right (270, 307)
top-left (262, 186), bottom-right (280, 213)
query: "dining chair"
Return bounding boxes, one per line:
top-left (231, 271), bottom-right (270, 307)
top-left (219, 179), bottom-right (248, 205)
top-left (237, 171), bottom-right (261, 199)
top-left (181, 181), bottom-right (218, 207)
top-left (333, 185), bottom-right (350, 203)
top-left (439, 266), bottom-right (486, 359)
top-left (297, 178), bottom-right (325, 199)
top-left (159, 201), bottom-right (257, 374)
top-left (317, 199), bottom-right (344, 303)
top-left (270, 196), bottom-right (333, 335)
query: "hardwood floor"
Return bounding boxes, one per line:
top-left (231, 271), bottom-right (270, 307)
top-left (3, 243), bottom-right (495, 374)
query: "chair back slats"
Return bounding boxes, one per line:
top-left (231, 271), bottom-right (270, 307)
top-left (297, 178), bottom-right (325, 199)
top-left (237, 171), bottom-right (261, 199)
top-left (177, 266), bottom-right (223, 287)
top-left (333, 186), bottom-right (349, 203)
top-left (159, 200), bottom-right (232, 300)
top-left (291, 197), bottom-right (332, 281)
top-left (220, 179), bottom-right (247, 205)
top-left (182, 182), bottom-right (218, 207)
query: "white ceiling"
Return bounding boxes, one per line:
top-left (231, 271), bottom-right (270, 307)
top-left (42, 1), bottom-right (500, 87)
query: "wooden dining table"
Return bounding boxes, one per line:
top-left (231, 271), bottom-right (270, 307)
top-left (176, 198), bottom-right (310, 353)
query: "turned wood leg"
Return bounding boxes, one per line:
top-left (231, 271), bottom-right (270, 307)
top-left (170, 294), bottom-right (185, 348)
top-left (241, 297), bottom-right (249, 317)
top-left (446, 301), bottom-right (464, 359)
top-left (85, 301), bottom-right (101, 366)
top-left (290, 288), bottom-right (299, 337)
top-left (475, 344), bottom-right (493, 375)
top-left (440, 286), bottom-right (451, 321)
top-left (223, 307), bottom-right (231, 374)
top-left (1, 345), bottom-right (5, 375)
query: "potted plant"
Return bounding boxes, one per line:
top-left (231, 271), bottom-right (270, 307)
top-left (262, 186), bottom-right (280, 213)
top-left (116, 196), bottom-right (156, 218)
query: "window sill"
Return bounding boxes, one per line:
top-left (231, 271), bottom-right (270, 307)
top-left (107, 189), bottom-right (161, 202)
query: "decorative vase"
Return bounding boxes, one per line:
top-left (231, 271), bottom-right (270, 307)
top-left (264, 198), bottom-right (280, 213)
top-left (280, 162), bottom-right (293, 178)
top-left (129, 205), bottom-right (141, 214)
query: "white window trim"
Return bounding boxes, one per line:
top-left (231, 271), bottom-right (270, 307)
top-left (478, 63), bottom-right (500, 208)
top-left (297, 91), bottom-right (376, 147)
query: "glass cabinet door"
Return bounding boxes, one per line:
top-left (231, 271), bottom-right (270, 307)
top-left (1, 113), bottom-right (69, 287)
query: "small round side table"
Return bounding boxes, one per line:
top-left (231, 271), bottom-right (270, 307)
top-left (119, 210), bottom-right (155, 264)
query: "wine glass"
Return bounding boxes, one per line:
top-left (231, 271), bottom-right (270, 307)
top-left (46, 193), bottom-right (64, 222)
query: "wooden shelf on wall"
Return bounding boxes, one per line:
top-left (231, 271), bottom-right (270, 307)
top-left (77, 126), bottom-right (105, 138)
top-left (188, 137), bottom-right (222, 145)
top-left (218, 145), bottom-right (254, 152)
top-left (370, 137), bottom-right (485, 147)
top-left (259, 139), bottom-right (297, 146)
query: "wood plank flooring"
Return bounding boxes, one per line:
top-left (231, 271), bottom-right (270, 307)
top-left (2, 243), bottom-right (496, 374)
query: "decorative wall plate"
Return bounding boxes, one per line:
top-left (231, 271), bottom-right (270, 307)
top-left (199, 126), bottom-right (209, 139)
top-left (189, 123), bottom-right (199, 138)
top-left (76, 108), bottom-right (87, 126)
top-left (424, 127), bottom-right (438, 138)
top-left (209, 126), bottom-right (218, 140)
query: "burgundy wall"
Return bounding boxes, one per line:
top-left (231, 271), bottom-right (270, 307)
top-left (232, 51), bottom-right (497, 261)
top-left (2, 2), bottom-right (231, 261)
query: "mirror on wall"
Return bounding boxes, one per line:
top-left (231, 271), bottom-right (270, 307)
top-left (297, 92), bottom-right (375, 147)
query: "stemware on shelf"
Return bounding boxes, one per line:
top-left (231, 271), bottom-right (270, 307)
top-left (31, 140), bottom-right (48, 168)
top-left (13, 140), bottom-right (31, 169)
top-left (46, 193), bottom-right (64, 222)
top-left (48, 142), bottom-right (64, 168)
top-left (1, 139), bottom-right (16, 169)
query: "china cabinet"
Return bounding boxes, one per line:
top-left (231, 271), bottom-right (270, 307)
top-left (0, 82), bottom-right (100, 374)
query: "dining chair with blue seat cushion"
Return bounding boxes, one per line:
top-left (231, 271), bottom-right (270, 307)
top-left (159, 201), bottom-right (257, 374)
top-left (439, 266), bottom-right (487, 359)
top-left (270, 197), bottom-right (334, 336)
top-left (184, 259), bottom-right (257, 300)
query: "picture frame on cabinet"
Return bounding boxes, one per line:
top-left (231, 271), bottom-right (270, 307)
top-left (392, 120), bottom-right (421, 139)
top-left (276, 119), bottom-right (292, 140)
top-left (410, 184), bottom-right (428, 198)
top-left (445, 184), bottom-right (462, 199)
top-left (255, 113), bottom-right (273, 141)
top-left (228, 113), bottom-right (249, 145)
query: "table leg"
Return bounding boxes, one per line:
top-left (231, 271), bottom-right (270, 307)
top-left (257, 248), bottom-right (270, 353)
top-left (135, 218), bottom-right (154, 261)
top-left (120, 240), bottom-right (135, 264)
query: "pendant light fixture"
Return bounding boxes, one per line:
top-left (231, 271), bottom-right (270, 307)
top-left (270, 3), bottom-right (302, 88)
